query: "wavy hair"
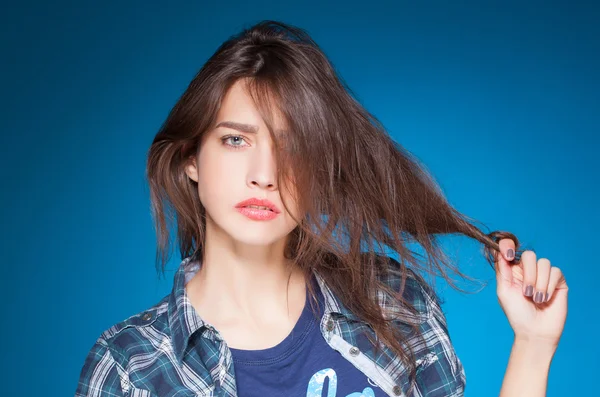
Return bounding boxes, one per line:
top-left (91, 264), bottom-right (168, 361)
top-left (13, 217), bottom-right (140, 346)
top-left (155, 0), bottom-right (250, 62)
top-left (146, 20), bottom-right (521, 394)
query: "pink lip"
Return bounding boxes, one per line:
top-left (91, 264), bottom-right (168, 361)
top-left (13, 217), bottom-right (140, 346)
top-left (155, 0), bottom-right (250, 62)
top-left (234, 197), bottom-right (281, 221)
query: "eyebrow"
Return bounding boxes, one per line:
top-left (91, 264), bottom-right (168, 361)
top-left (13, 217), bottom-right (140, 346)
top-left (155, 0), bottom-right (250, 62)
top-left (214, 121), bottom-right (289, 138)
top-left (215, 121), bottom-right (259, 134)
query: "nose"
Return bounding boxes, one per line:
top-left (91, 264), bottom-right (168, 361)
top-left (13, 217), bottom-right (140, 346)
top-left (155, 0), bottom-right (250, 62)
top-left (247, 144), bottom-right (277, 191)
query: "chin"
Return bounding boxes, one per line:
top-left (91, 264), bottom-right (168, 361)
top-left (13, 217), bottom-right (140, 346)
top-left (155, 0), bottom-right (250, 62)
top-left (236, 239), bottom-right (284, 248)
top-left (206, 213), bottom-right (294, 246)
top-left (228, 229), bottom-right (288, 246)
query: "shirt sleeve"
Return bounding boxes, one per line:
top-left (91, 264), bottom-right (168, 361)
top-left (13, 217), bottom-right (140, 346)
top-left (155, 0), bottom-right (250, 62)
top-left (75, 337), bottom-right (125, 397)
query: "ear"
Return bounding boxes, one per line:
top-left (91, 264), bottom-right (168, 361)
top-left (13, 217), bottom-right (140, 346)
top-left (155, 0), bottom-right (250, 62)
top-left (184, 156), bottom-right (199, 183)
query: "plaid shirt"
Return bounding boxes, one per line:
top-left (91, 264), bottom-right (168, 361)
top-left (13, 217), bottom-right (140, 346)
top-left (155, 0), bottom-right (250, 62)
top-left (75, 255), bottom-right (466, 397)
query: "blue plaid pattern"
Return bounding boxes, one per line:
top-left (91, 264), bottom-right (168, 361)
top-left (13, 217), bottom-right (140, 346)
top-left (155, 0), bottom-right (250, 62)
top-left (75, 255), bottom-right (465, 396)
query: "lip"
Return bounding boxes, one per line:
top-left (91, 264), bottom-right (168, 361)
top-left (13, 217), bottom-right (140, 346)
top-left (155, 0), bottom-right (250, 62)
top-left (235, 197), bottom-right (281, 213)
top-left (234, 197), bottom-right (281, 221)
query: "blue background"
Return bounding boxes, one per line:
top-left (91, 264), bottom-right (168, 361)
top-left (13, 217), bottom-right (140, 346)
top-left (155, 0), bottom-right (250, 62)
top-left (1, 1), bottom-right (598, 396)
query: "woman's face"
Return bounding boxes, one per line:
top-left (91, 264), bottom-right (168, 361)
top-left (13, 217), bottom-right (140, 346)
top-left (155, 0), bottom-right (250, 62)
top-left (185, 79), bottom-right (300, 249)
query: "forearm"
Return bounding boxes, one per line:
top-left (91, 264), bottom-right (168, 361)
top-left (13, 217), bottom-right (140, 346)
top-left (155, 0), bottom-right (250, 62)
top-left (499, 337), bottom-right (557, 397)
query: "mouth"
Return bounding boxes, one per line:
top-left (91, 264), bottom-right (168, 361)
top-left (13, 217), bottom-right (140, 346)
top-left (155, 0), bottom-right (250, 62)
top-left (236, 205), bottom-right (280, 220)
top-left (243, 205), bottom-right (274, 212)
top-left (234, 198), bottom-right (281, 214)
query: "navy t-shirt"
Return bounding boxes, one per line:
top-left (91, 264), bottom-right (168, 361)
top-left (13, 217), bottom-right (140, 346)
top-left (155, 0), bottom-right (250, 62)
top-left (229, 275), bottom-right (386, 397)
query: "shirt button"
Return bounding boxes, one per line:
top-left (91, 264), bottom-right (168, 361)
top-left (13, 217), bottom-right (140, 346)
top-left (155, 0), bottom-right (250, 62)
top-left (141, 312), bottom-right (153, 321)
top-left (392, 385), bottom-right (402, 395)
top-left (326, 319), bottom-right (334, 331)
top-left (349, 346), bottom-right (360, 356)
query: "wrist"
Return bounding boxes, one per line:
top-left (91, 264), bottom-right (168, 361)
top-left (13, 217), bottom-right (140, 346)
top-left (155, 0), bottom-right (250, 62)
top-left (499, 335), bottom-right (556, 397)
top-left (514, 333), bottom-right (560, 351)
top-left (512, 336), bottom-right (557, 363)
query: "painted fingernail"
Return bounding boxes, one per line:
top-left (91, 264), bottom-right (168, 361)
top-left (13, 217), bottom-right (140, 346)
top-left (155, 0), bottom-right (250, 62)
top-left (534, 291), bottom-right (544, 303)
top-left (544, 292), bottom-right (550, 302)
top-left (506, 249), bottom-right (514, 260)
top-left (524, 285), bottom-right (534, 297)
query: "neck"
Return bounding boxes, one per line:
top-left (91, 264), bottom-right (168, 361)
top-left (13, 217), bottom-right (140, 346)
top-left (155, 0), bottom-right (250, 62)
top-left (186, 219), bottom-right (306, 327)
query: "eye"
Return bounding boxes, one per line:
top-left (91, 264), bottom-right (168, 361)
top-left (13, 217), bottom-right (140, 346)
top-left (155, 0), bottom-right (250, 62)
top-left (221, 135), bottom-right (249, 149)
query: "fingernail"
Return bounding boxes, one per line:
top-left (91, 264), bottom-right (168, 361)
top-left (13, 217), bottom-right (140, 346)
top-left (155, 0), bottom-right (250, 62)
top-left (506, 249), bottom-right (514, 260)
top-left (534, 291), bottom-right (544, 303)
top-left (524, 285), bottom-right (534, 297)
top-left (544, 292), bottom-right (550, 302)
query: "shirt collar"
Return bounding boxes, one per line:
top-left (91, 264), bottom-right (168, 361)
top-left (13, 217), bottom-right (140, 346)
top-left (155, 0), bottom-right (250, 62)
top-left (167, 256), bottom-right (362, 364)
top-left (312, 270), bottom-right (361, 322)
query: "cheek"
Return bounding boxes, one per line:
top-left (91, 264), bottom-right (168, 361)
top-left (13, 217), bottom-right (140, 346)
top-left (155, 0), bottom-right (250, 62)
top-left (279, 198), bottom-right (302, 229)
top-left (196, 152), bottom-right (242, 202)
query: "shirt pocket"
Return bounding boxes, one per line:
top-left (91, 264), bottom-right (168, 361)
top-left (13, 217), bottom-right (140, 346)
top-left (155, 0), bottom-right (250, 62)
top-left (415, 351), bottom-right (439, 374)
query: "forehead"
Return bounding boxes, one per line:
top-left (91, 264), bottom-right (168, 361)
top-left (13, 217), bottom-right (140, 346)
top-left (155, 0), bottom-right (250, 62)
top-left (216, 79), bottom-right (289, 134)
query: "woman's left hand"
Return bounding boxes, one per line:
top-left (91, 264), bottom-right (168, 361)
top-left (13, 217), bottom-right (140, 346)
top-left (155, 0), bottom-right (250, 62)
top-left (494, 238), bottom-right (568, 347)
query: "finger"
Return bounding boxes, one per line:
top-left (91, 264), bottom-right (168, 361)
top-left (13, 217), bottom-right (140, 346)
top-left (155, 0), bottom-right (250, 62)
top-left (495, 238), bottom-right (516, 284)
top-left (520, 250), bottom-right (537, 297)
top-left (545, 267), bottom-right (565, 303)
top-left (498, 238), bottom-right (516, 262)
top-left (533, 258), bottom-right (551, 304)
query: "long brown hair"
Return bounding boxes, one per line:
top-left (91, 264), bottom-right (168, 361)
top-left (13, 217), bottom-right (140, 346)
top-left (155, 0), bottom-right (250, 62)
top-left (146, 20), bottom-right (521, 394)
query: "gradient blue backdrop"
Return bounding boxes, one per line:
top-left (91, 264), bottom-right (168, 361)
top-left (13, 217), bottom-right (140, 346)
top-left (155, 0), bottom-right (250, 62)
top-left (1, 1), bottom-right (598, 396)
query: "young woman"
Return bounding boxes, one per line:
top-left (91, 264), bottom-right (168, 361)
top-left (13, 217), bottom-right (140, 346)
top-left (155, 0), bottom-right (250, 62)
top-left (75, 21), bottom-right (568, 397)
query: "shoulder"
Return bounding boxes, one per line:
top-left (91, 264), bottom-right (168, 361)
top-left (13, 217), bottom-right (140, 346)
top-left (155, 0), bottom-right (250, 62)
top-left (373, 254), bottom-right (445, 323)
top-left (83, 294), bottom-right (171, 370)
top-left (75, 295), bottom-right (171, 396)
top-left (100, 295), bottom-right (169, 339)
top-left (373, 254), bottom-right (466, 394)
top-left (98, 294), bottom-right (170, 359)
